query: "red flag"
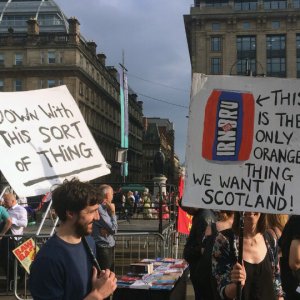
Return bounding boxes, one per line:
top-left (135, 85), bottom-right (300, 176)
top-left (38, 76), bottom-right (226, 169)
top-left (177, 206), bottom-right (193, 234)
top-left (178, 175), bottom-right (184, 199)
top-left (177, 175), bottom-right (192, 234)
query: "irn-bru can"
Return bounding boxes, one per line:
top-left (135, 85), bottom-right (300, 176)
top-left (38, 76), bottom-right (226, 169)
top-left (202, 90), bottom-right (255, 161)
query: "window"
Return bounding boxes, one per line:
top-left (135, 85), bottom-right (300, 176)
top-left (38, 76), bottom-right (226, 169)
top-left (212, 23), bottom-right (220, 31)
top-left (237, 36), bottom-right (256, 51)
top-left (267, 35), bottom-right (286, 77)
top-left (211, 58), bottom-right (222, 74)
top-left (236, 36), bottom-right (256, 75)
top-left (14, 79), bottom-right (22, 91)
top-left (0, 80), bottom-right (3, 91)
top-left (47, 80), bottom-right (56, 88)
top-left (48, 51), bottom-right (56, 64)
top-left (297, 57), bottom-right (300, 78)
top-left (235, 0), bottom-right (258, 10)
top-left (15, 53), bottom-right (23, 65)
top-left (296, 35), bottom-right (300, 77)
top-left (211, 37), bottom-right (222, 51)
top-left (205, 0), bottom-right (229, 7)
top-left (0, 54), bottom-right (4, 65)
top-left (243, 22), bottom-right (251, 30)
top-left (267, 58), bottom-right (286, 77)
top-left (58, 52), bottom-right (63, 63)
top-left (272, 21), bottom-right (280, 29)
top-left (264, 0), bottom-right (287, 9)
top-left (267, 35), bottom-right (285, 51)
top-left (294, 0), bottom-right (300, 8)
top-left (237, 59), bottom-right (256, 75)
top-left (297, 34), bottom-right (300, 50)
top-left (79, 82), bottom-right (83, 95)
top-left (85, 86), bottom-right (89, 100)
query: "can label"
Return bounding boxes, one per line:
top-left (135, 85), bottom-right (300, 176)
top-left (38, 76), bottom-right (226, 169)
top-left (202, 90), bottom-right (255, 161)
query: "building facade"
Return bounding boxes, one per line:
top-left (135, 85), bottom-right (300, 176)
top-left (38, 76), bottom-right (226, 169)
top-left (0, 0), bottom-right (144, 188)
top-left (142, 117), bottom-right (178, 191)
top-left (185, 0), bottom-right (300, 77)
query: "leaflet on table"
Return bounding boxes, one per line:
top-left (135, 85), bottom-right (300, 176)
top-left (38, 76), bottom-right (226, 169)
top-left (117, 258), bottom-right (188, 290)
top-left (129, 280), bottom-right (151, 289)
top-left (150, 285), bottom-right (173, 290)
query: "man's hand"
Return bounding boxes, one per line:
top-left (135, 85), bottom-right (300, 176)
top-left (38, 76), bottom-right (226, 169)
top-left (106, 202), bottom-right (115, 215)
top-left (99, 228), bottom-right (109, 237)
top-left (85, 267), bottom-right (117, 300)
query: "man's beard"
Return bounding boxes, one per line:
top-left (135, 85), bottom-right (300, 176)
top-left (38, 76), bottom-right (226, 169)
top-left (74, 218), bottom-right (92, 237)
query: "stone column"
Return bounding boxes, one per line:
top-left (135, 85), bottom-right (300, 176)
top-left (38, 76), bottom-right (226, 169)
top-left (152, 176), bottom-right (167, 199)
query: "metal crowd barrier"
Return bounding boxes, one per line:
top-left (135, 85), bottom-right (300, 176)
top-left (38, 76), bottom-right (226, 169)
top-left (114, 226), bottom-right (187, 275)
top-left (0, 234), bottom-right (51, 300)
top-left (0, 229), bottom-right (188, 299)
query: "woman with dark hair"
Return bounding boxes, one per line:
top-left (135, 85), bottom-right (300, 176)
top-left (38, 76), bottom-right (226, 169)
top-left (212, 212), bottom-right (284, 300)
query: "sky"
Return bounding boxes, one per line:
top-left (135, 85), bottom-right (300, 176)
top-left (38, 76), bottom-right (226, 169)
top-left (54, 0), bottom-right (193, 163)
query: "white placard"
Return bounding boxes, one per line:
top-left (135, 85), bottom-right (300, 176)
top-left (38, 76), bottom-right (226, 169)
top-left (183, 74), bottom-right (300, 214)
top-left (0, 85), bottom-right (110, 197)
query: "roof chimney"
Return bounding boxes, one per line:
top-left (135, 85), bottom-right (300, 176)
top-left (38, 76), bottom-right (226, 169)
top-left (97, 53), bottom-right (106, 65)
top-left (68, 17), bottom-right (80, 44)
top-left (143, 117), bottom-right (148, 131)
top-left (87, 41), bottom-right (97, 56)
top-left (107, 66), bottom-right (118, 79)
top-left (27, 18), bottom-right (39, 35)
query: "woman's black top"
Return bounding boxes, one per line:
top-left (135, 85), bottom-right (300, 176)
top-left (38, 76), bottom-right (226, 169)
top-left (243, 254), bottom-right (276, 300)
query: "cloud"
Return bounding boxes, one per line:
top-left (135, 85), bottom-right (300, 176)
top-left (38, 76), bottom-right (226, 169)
top-left (54, 0), bottom-right (193, 162)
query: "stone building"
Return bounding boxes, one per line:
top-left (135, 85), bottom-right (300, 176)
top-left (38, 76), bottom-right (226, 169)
top-left (142, 117), bottom-right (179, 191)
top-left (184, 0), bottom-right (300, 77)
top-left (0, 0), bottom-right (144, 187)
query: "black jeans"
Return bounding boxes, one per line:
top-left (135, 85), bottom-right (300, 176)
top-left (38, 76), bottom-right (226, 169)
top-left (96, 245), bottom-right (114, 271)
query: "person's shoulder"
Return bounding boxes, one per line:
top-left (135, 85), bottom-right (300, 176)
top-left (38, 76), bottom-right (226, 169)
top-left (98, 204), bottom-right (106, 213)
top-left (15, 204), bottom-right (27, 213)
top-left (0, 206), bottom-right (7, 214)
top-left (215, 228), bottom-right (235, 245)
top-left (85, 235), bottom-right (96, 246)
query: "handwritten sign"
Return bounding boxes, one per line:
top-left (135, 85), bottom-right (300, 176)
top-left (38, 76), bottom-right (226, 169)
top-left (183, 74), bottom-right (300, 214)
top-left (0, 86), bottom-right (110, 196)
top-left (13, 238), bottom-right (39, 273)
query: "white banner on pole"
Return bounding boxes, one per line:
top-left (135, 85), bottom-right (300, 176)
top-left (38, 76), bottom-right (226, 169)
top-left (0, 85), bottom-right (110, 197)
top-left (183, 74), bottom-right (300, 214)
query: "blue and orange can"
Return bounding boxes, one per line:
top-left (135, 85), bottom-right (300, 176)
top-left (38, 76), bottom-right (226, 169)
top-left (202, 89), bottom-right (255, 161)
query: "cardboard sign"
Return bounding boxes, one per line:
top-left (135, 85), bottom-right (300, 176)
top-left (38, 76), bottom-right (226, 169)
top-left (183, 74), bottom-right (300, 214)
top-left (0, 86), bottom-right (110, 196)
top-left (13, 238), bottom-right (39, 274)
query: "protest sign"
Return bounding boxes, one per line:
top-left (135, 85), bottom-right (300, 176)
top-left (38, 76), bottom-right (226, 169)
top-left (13, 238), bottom-right (39, 273)
top-left (0, 85), bottom-right (110, 197)
top-left (183, 74), bottom-right (300, 214)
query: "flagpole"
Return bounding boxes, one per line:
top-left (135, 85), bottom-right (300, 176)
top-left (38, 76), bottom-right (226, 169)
top-left (119, 50), bottom-right (128, 183)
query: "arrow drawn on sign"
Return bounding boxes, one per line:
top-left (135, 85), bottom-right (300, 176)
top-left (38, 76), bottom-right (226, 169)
top-left (256, 94), bottom-right (270, 107)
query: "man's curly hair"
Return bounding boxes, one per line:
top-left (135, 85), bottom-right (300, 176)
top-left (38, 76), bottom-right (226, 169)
top-left (52, 178), bottom-right (101, 221)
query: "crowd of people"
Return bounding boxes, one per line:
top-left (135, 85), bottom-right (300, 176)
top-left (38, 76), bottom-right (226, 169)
top-left (0, 180), bottom-right (172, 299)
top-left (183, 208), bottom-right (300, 300)
top-left (4, 179), bottom-right (300, 300)
top-left (113, 189), bottom-right (171, 220)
